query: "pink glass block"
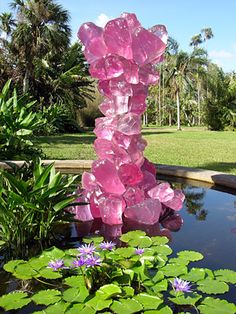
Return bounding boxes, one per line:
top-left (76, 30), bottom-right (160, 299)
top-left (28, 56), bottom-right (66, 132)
top-left (98, 193), bottom-right (126, 225)
top-left (121, 12), bottom-right (141, 32)
top-left (104, 18), bottom-right (133, 59)
top-left (92, 159), bottom-right (126, 195)
top-left (163, 189), bottom-right (185, 211)
top-left (82, 172), bottom-right (97, 191)
top-left (123, 186), bottom-right (145, 206)
top-left (141, 158), bottom-right (157, 177)
top-left (148, 182), bottom-right (175, 203)
top-left (118, 163), bottom-right (143, 186)
top-left (117, 113), bottom-right (141, 135)
top-left (132, 27), bottom-right (166, 65)
top-left (124, 198), bottom-right (162, 225)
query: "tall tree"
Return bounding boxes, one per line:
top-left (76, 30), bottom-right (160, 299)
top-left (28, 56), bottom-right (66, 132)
top-left (9, 0), bottom-right (71, 93)
top-left (190, 34), bottom-right (203, 49)
top-left (166, 49), bottom-right (207, 130)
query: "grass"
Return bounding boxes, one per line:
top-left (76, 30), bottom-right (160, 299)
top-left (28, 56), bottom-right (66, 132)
top-left (35, 126), bottom-right (236, 175)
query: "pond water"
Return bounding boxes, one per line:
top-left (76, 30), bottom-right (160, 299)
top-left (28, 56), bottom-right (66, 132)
top-left (61, 176), bottom-right (236, 272)
top-left (0, 175), bottom-right (236, 311)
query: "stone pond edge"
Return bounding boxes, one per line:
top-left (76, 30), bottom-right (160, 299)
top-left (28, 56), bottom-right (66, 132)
top-left (0, 160), bottom-right (235, 190)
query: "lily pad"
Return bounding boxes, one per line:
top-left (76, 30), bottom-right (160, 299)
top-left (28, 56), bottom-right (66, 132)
top-left (151, 236), bottom-right (169, 245)
top-left (177, 250), bottom-right (203, 262)
top-left (83, 235), bottom-right (104, 244)
top-left (86, 296), bottom-right (112, 311)
top-left (41, 247), bottom-right (65, 259)
top-left (198, 297), bottom-right (236, 314)
top-left (128, 236), bottom-right (152, 248)
top-left (3, 259), bottom-right (25, 273)
top-left (67, 303), bottom-right (96, 314)
top-left (133, 293), bottom-right (163, 310)
top-left (161, 264), bottom-right (188, 277)
top-left (181, 268), bottom-right (206, 282)
top-left (32, 289), bottom-right (61, 306)
top-left (111, 298), bottom-right (143, 314)
top-left (169, 292), bottom-right (201, 305)
top-left (64, 275), bottom-right (86, 288)
top-left (63, 287), bottom-right (89, 303)
top-left (197, 279), bottom-right (229, 294)
top-left (98, 284), bottom-right (122, 299)
top-left (214, 269), bottom-right (236, 284)
top-left (0, 292), bottom-right (30, 310)
top-left (120, 231), bottom-right (146, 243)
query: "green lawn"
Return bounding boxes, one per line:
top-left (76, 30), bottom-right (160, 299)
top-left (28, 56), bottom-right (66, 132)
top-left (35, 127), bottom-right (236, 174)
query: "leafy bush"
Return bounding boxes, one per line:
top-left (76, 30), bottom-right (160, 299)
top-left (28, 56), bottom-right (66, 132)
top-left (0, 158), bottom-right (79, 254)
top-left (0, 80), bottom-right (45, 160)
top-left (38, 103), bottom-right (82, 135)
top-left (1, 231), bottom-right (236, 313)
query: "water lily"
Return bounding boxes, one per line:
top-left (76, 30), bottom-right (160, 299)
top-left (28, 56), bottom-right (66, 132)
top-left (172, 277), bottom-right (192, 293)
top-left (99, 241), bottom-right (116, 251)
top-left (78, 243), bottom-right (96, 255)
top-left (135, 248), bottom-right (145, 255)
top-left (85, 255), bottom-right (102, 267)
top-left (72, 257), bottom-right (86, 267)
top-left (48, 259), bottom-right (64, 271)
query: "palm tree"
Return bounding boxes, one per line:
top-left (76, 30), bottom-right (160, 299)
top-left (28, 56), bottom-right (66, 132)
top-left (190, 34), bottom-right (203, 49)
top-left (166, 49), bottom-right (207, 130)
top-left (9, 0), bottom-right (71, 93)
top-left (201, 27), bottom-right (214, 42)
top-left (0, 12), bottom-right (15, 39)
top-left (35, 42), bottom-right (94, 115)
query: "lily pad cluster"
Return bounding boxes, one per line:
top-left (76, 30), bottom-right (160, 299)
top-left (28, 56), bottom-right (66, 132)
top-left (1, 231), bottom-right (236, 313)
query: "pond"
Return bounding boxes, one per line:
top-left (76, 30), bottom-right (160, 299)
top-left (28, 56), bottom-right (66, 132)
top-left (61, 175), bottom-right (236, 271)
top-left (0, 175), bottom-right (236, 311)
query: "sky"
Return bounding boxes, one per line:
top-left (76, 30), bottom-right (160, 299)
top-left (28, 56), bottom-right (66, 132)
top-left (1, 0), bottom-right (236, 72)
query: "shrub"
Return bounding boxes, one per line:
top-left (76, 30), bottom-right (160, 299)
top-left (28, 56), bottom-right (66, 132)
top-left (0, 80), bottom-right (45, 160)
top-left (0, 158), bottom-right (79, 254)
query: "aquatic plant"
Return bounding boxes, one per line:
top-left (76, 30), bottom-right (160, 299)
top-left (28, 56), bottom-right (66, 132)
top-left (1, 231), bottom-right (236, 313)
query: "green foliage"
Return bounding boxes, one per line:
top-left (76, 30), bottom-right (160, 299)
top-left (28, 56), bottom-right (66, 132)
top-left (38, 103), bottom-right (81, 135)
top-left (0, 80), bottom-right (45, 159)
top-left (1, 230), bottom-right (236, 313)
top-left (0, 158), bottom-right (78, 253)
top-left (203, 64), bottom-right (236, 130)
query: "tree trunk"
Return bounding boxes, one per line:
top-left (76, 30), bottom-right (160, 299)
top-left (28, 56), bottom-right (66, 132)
top-left (158, 65), bottom-right (162, 126)
top-left (169, 112), bottom-right (172, 126)
top-left (23, 68), bottom-right (30, 93)
top-left (197, 83), bottom-right (201, 125)
top-left (162, 69), bottom-right (165, 125)
top-left (176, 91), bottom-right (181, 130)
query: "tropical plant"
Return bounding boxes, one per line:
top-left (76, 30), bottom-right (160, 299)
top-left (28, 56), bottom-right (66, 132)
top-left (0, 1), bottom-right (95, 122)
top-left (0, 158), bottom-right (79, 254)
top-left (1, 231), bottom-right (236, 313)
top-left (166, 49), bottom-right (207, 130)
top-left (203, 64), bottom-right (230, 130)
top-left (0, 80), bottom-right (44, 160)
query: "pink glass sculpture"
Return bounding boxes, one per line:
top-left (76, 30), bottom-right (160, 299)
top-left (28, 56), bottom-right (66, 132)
top-left (74, 13), bottom-right (185, 225)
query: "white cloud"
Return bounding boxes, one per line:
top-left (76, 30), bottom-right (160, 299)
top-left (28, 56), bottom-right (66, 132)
top-left (233, 43), bottom-right (236, 51)
top-left (95, 13), bottom-right (112, 27)
top-left (209, 50), bottom-right (233, 59)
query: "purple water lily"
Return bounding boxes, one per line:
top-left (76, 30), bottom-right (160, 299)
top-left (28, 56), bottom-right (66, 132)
top-left (72, 256), bottom-right (86, 267)
top-left (135, 248), bottom-right (145, 255)
top-left (99, 241), bottom-right (116, 251)
top-left (172, 277), bottom-right (192, 293)
top-left (48, 259), bottom-right (64, 271)
top-left (78, 243), bottom-right (96, 255)
top-left (85, 255), bottom-right (102, 267)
